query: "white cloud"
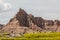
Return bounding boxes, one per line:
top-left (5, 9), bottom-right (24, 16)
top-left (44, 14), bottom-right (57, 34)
top-left (0, 0), bottom-right (12, 11)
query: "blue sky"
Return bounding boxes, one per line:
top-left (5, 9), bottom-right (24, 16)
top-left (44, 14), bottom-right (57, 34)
top-left (0, 0), bottom-right (60, 24)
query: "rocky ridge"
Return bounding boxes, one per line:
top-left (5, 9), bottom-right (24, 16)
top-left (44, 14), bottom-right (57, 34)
top-left (0, 8), bottom-right (60, 37)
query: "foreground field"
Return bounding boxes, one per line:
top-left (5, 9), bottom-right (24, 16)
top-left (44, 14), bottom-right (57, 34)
top-left (0, 32), bottom-right (60, 40)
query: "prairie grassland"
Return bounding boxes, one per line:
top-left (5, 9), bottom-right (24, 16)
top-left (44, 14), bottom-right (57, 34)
top-left (0, 32), bottom-right (60, 40)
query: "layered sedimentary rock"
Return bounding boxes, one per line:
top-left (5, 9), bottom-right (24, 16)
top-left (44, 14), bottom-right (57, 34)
top-left (45, 20), bottom-right (54, 26)
top-left (35, 17), bottom-right (45, 29)
top-left (1, 8), bottom-right (60, 37)
top-left (16, 8), bottom-right (29, 27)
top-left (0, 8), bottom-right (43, 37)
top-left (0, 24), bottom-right (4, 29)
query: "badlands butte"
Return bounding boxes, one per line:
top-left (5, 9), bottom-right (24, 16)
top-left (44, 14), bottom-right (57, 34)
top-left (0, 8), bottom-right (60, 37)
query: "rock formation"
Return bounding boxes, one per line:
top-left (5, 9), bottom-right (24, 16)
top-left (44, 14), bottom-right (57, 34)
top-left (16, 8), bottom-right (29, 27)
top-left (1, 8), bottom-right (60, 37)
top-left (45, 20), bottom-right (54, 26)
top-left (35, 17), bottom-right (45, 29)
top-left (0, 8), bottom-right (43, 37)
top-left (0, 24), bottom-right (4, 29)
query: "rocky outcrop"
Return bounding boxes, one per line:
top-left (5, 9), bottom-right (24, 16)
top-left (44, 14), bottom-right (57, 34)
top-left (0, 24), bottom-right (4, 29)
top-left (35, 17), bottom-right (45, 29)
top-left (55, 20), bottom-right (60, 26)
top-left (1, 8), bottom-right (60, 37)
top-left (16, 8), bottom-right (29, 27)
top-left (0, 8), bottom-right (43, 37)
top-left (45, 20), bottom-right (54, 26)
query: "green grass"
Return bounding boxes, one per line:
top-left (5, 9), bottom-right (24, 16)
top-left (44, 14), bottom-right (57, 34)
top-left (0, 32), bottom-right (60, 40)
top-left (23, 32), bottom-right (60, 38)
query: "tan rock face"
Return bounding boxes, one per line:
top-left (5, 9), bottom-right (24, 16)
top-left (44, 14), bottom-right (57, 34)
top-left (6, 16), bottom-right (19, 27)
